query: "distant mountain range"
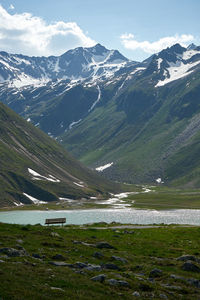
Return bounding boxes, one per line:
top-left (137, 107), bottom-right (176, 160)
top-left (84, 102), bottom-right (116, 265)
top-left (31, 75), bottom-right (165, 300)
top-left (1, 43), bottom-right (200, 187)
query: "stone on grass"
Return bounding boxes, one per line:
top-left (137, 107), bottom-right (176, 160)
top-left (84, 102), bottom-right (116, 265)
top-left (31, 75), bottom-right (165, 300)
top-left (91, 274), bottom-right (106, 283)
top-left (52, 254), bottom-right (65, 260)
top-left (177, 255), bottom-right (200, 263)
top-left (50, 287), bottom-right (64, 292)
top-left (85, 264), bottom-right (102, 271)
top-left (159, 294), bottom-right (168, 299)
top-left (32, 253), bottom-right (43, 259)
top-left (187, 278), bottom-right (200, 288)
top-left (73, 262), bottom-right (88, 269)
top-left (49, 261), bottom-right (69, 267)
top-left (111, 256), bottom-right (128, 264)
top-left (93, 252), bottom-right (104, 259)
top-left (181, 262), bottom-right (200, 272)
top-left (107, 279), bottom-right (130, 287)
top-left (0, 247), bottom-right (27, 257)
top-left (103, 263), bottom-right (120, 270)
top-left (50, 232), bottom-right (60, 238)
top-left (149, 268), bottom-right (163, 278)
top-left (96, 242), bottom-right (115, 249)
top-left (132, 291), bottom-right (140, 297)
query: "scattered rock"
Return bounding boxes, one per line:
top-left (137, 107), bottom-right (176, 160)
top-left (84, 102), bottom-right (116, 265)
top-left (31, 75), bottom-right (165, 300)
top-left (177, 255), bottom-right (200, 263)
top-left (123, 230), bottom-right (134, 234)
top-left (91, 274), bottom-right (106, 283)
top-left (73, 262), bottom-right (88, 269)
top-left (32, 253), bottom-right (44, 259)
top-left (50, 232), bottom-right (60, 238)
top-left (102, 263), bottom-right (120, 270)
top-left (85, 264), bottom-right (102, 271)
top-left (96, 242), bottom-right (115, 249)
top-left (93, 252), bottom-right (104, 259)
top-left (0, 260), bottom-right (4, 263)
top-left (0, 255), bottom-right (9, 260)
top-left (73, 241), bottom-right (94, 247)
top-left (117, 280), bottom-right (130, 287)
top-left (187, 278), bottom-right (200, 288)
top-left (52, 254), bottom-right (65, 260)
top-left (49, 261), bottom-right (69, 267)
top-left (159, 294), bottom-right (168, 299)
top-left (170, 274), bottom-right (184, 280)
top-left (111, 256), bottom-right (128, 263)
top-left (181, 261), bottom-right (200, 272)
top-left (0, 247), bottom-right (27, 257)
top-left (161, 284), bottom-right (182, 291)
top-left (132, 291), bottom-right (140, 297)
top-left (170, 274), bottom-right (200, 288)
top-left (107, 279), bottom-right (130, 287)
top-left (149, 268), bottom-right (163, 278)
top-left (50, 287), bottom-right (64, 292)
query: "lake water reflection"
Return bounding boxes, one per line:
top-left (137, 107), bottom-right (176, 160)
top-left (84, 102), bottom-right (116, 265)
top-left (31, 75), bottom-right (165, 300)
top-left (0, 208), bottom-right (200, 225)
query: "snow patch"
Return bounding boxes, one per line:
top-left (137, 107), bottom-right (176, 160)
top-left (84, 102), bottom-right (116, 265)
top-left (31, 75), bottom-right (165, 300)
top-left (69, 119), bottom-right (82, 130)
top-left (23, 193), bottom-right (46, 204)
top-left (88, 85), bottom-right (101, 112)
top-left (9, 74), bottom-right (50, 88)
top-left (73, 182), bottom-right (84, 188)
top-left (59, 197), bottom-right (74, 202)
top-left (28, 168), bottom-right (60, 182)
top-left (157, 58), bottom-right (163, 70)
top-left (13, 201), bottom-right (24, 206)
top-left (156, 178), bottom-right (164, 184)
top-left (96, 162), bottom-right (113, 172)
top-left (156, 60), bottom-right (200, 87)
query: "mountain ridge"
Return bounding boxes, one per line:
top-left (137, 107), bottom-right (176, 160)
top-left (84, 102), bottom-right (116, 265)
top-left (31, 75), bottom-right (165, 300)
top-left (1, 43), bottom-right (200, 187)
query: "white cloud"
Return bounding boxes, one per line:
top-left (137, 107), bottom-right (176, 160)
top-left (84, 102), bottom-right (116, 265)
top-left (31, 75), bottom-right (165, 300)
top-left (120, 33), bottom-right (194, 54)
top-left (0, 5), bottom-right (96, 56)
top-left (9, 4), bottom-right (15, 10)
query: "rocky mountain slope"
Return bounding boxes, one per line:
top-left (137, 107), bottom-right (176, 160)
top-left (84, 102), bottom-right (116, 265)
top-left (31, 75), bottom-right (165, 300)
top-left (1, 43), bottom-right (200, 187)
top-left (0, 102), bottom-right (119, 208)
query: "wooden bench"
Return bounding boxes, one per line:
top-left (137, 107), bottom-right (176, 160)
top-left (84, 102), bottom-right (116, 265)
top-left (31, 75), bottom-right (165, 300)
top-left (45, 218), bottom-right (66, 226)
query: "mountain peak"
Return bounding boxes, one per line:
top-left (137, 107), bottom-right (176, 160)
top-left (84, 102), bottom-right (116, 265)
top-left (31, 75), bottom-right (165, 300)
top-left (187, 43), bottom-right (197, 50)
top-left (168, 43), bottom-right (185, 53)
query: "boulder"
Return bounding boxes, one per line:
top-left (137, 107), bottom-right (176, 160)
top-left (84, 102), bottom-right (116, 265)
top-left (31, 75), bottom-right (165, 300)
top-left (93, 252), bottom-right (104, 259)
top-left (149, 268), bottom-right (163, 278)
top-left (49, 261), bottom-right (69, 267)
top-left (111, 255), bottom-right (128, 264)
top-left (107, 279), bottom-right (130, 287)
top-left (85, 264), bottom-right (102, 271)
top-left (73, 262), bottom-right (88, 269)
top-left (91, 274), bottom-right (106, 283)
top-left (52, 254), bottom-right (65, 260)
top-left (177, 255), bottom-right (200, 263)
top-left (132, 291), bottom-right (140, 297)
top-left (181, 261), bottom-right (200, 272)
top-left (0, 247), bottom-right (27, 257)
top-left (102, 263), bottom-right (120, 270)
top-left (96, 242), bottom-right (115, 249)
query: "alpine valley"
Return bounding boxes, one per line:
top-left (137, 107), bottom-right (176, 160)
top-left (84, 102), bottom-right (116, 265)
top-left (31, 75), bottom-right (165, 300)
top-left (1, 43), bottom-right (200, 188)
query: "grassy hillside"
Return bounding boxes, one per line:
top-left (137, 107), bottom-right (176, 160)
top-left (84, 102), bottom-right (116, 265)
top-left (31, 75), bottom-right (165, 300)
top-left (0, 102), bottom-right (121, 207)
top-left (62, 67), bottom-right (200, 187)
top-left (1, 223), bottom-right (200, 299)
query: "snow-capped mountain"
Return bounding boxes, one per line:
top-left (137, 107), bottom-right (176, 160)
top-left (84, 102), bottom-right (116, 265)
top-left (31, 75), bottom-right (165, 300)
top-left (0, 43), bottom-right (134, 88)
top-left (1, 42), bottom-right (200, 187)
top-left (146, 43), bottom-right (200, 87)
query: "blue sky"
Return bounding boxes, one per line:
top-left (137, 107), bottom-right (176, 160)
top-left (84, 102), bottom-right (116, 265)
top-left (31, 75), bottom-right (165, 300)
top-left (0, 0), bottom-right (199, 61)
